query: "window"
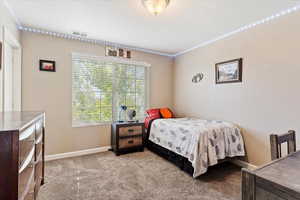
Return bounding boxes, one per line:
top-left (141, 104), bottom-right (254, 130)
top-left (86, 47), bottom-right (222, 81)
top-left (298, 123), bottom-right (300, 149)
top-left (72, 53), bottom-right (149, 127)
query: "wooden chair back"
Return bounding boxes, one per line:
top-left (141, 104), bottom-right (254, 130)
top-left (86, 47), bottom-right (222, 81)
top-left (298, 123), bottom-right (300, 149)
top-left (270, 130), bottom-right (296, 160)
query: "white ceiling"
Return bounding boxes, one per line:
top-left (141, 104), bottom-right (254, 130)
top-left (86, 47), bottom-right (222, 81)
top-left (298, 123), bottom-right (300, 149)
top-left (7, 0), bottom-right (300, 55)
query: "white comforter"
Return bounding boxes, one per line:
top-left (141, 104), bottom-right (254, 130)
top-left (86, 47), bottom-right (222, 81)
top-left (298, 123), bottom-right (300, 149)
top-left (149, 118), bottom-right (245, 178)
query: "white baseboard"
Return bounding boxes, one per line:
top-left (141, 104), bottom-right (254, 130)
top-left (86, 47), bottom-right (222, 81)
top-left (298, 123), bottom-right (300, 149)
top-left (45, 147), bottom-right (258, 171)
top-left (45, 146), bottom-right (111, 162)
top-left (230, 159), bottom-right (257, 170)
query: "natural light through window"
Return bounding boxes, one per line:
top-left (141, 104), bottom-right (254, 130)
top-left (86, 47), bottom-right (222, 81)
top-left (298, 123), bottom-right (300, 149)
top-left (72, 53), bottom-right (149, 127)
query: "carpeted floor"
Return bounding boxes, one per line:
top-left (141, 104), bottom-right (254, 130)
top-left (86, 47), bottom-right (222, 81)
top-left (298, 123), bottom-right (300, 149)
top-left (38, 150), bottom-right (242, 200)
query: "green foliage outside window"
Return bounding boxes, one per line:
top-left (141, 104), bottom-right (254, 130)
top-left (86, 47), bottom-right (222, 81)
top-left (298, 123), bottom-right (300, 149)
top-left (72, 58), bottom-right (147, 126)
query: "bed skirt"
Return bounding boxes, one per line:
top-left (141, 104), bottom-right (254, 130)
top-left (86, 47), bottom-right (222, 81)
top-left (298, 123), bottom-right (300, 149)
top-left (146, 139), bottom-right (194, 176)
top-left (145, 119), bottom-right (194, 176)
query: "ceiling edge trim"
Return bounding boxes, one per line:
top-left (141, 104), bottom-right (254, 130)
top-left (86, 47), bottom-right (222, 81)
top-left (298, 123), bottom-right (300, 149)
top-left (19, 26), bottom-right (175, 58)
top-left (174, 4), bottom-right (300, 57)
top-left (3, 0), bottom-right (22, 26)
top-left (11, 2), bottom-right (300, 58)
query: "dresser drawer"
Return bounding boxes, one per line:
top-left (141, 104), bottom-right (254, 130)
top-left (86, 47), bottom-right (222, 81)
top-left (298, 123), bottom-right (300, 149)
top-left (20, 124), bottom-right (35, 141)
top-left (19, 124), bottom-right (36, 167)
top-left (35, 119), bottom-right (43, 140)
top-left (119, 137), bottom-right (143, 149)
top-left (19, 159), bottom-right (35, 200)
top-left (35, 158), bottom-right (43, 198)
top-left (24, 192), bottom-right (34, 200)
top-left (119, 126), bottom-right (142, 137)
top-left (35, 158), bottom-right (43, 183)
top-left (35, 136), bottom-right (43, 160)
top-left (19, 141), bottom-right (35, 171)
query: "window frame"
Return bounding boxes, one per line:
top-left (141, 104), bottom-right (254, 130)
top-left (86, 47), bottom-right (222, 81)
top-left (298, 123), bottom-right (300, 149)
top-left (71, 52), bottom-right (150, 128)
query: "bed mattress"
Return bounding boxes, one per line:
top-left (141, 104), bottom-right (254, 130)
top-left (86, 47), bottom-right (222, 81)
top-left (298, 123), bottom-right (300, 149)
top-left (149, 118), bottom-right (245, 177)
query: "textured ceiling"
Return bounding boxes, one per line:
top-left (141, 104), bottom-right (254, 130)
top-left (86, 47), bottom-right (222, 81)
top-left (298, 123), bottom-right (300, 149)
top-left (7, 0), bottom-right (300, 54)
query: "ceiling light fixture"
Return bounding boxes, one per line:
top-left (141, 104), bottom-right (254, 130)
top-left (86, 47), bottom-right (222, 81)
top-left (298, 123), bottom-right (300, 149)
top-left (142, 0), bottom-right (170, 15)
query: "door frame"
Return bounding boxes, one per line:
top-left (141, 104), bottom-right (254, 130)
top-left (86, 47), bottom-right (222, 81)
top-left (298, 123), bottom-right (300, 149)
top-left (1, 27), bottom-right (22, 111)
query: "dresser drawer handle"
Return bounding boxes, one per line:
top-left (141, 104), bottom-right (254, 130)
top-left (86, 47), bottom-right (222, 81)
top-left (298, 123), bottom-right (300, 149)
top-left (128, 140), bottom-right (134, 144)
top-left (27, 159), bottom-right (38, 168)
top-left (128, 129), bottom-right (134, 132)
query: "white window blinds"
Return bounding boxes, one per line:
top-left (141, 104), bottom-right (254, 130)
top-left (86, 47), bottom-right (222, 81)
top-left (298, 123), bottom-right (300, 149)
top-left (72, 53), bottom-right (149, 127)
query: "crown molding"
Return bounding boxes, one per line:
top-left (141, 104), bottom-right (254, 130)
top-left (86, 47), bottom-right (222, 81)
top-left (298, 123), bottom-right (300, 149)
top-left (3, 0), bottom-right (21, 26)
top-left (19, 26), bottom-right (175, 58)
top-left (174, 4), bottom-right (300, 57)
top-left (10, 1), bottom-right (300, 58)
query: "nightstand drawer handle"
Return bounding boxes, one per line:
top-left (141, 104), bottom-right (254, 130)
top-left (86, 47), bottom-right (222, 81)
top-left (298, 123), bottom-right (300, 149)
top-left (128, 129), bottom-right (134, 132)
top-left (128, 140), bottom-right (134, 144)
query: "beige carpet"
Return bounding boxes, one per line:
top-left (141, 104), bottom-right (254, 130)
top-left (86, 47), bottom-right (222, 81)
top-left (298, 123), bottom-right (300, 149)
top-left (38, 150), bottom-right (241, 200)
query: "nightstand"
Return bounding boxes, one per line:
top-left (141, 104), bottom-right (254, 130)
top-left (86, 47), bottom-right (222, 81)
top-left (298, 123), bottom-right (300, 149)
top-left (111, 122), bottom-right (145, 156)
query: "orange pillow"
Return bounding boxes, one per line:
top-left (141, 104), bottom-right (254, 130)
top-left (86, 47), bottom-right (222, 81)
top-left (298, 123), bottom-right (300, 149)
top-left (160, 108), bottom-right (173, 118)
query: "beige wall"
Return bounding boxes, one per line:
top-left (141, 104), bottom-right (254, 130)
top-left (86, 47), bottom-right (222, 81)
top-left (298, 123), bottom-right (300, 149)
top-left (0, 0), bottom-right (20, 110)
top-left (21, 32), bottom-right (174, 155)
top-left (174, 11), bottom-right (300, 166)
top-left (21, 8), bottom-right (300, 165)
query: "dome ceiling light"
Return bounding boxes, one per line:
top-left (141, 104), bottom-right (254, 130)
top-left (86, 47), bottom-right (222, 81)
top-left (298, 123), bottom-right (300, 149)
top-left (141, 0), bottom-right (170, 16)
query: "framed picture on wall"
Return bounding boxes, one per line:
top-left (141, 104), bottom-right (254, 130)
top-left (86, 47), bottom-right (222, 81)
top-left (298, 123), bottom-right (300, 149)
top-left (126, 50), bottom-right (131, 59)
top-left (118, 48), bottom-right (124, 57)
top-left (105, 46), bottom-right (118, 57)
top-left (105, 46), bottom-right (131, 59)
top-left (215, 58), bottom-right (243, 84)
top-left (40, 60), bottom-right (56, 72)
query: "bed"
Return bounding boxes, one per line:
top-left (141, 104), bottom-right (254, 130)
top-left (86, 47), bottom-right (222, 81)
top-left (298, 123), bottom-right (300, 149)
top-left (146, 118), bottom-right (245, 178)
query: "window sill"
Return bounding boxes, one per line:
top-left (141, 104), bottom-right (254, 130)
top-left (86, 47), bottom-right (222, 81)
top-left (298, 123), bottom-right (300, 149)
top-left (72, 122), bottom-right (112, 128)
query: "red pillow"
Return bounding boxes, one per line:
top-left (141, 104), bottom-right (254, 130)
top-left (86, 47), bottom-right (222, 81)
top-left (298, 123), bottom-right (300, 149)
top-left (144, 108), bottom-right (161, 129)
top-left (147, 108), bottom-right (161, 117)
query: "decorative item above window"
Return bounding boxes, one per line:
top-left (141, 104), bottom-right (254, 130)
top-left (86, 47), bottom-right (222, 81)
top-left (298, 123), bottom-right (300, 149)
top-left (105, 46), bottom-right (131, 59)
top-left (215, 58), bottom-right (243, 84)
top-left (142, 0), bottom-right (170, 15)
top-left (39, 60), bottom-right (56, 72)
top-left (192, 73), bottom-right (204, 83)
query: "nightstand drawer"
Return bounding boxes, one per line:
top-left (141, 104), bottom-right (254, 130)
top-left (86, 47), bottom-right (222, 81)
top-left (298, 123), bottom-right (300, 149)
top-left (119, 137), bottom-right (143, 149)
top-left (119, 126), bottom-right (142, 137)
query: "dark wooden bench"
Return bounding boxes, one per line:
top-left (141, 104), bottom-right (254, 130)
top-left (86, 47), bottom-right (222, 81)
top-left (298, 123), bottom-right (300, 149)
top-left (270, 130), bottom-right (296, 160)
top-left (242, 130), bottom-right (298, 200)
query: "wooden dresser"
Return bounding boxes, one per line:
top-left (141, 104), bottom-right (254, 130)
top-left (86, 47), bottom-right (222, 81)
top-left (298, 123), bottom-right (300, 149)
top-left (111, 122), bottom-right (145, 155)
top-left (0, 111), bottom-right (45, 200)
top-left (242, 151), bottom-right (300, 200)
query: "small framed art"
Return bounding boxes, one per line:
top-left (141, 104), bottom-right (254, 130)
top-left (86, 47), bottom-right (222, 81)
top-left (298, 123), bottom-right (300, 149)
top-left (118, 48), bottom-right (124, 57)
top-left (40, 60), bottom-right (56, 72)
top-left (126, 50), bottom-right (131, 59)
top-left (105, 46), bottom-right (131, 59)
top-left (215, 58), bottom-right (242, 84)
top-left (106, 46), bottom-right (118, 57)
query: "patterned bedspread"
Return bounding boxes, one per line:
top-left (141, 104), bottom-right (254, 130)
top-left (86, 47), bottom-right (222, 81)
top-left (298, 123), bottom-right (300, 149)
top-left (149, 118), bottom-right (245, 178)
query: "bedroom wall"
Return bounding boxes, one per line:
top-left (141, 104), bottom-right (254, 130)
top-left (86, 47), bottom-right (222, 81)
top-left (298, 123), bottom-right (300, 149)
top-left (173, 11), bottom-right (300, 166)
top-left (21, 32), bottom-right (174, 155)
top-left (0, 0), bottom-right (20, 111)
